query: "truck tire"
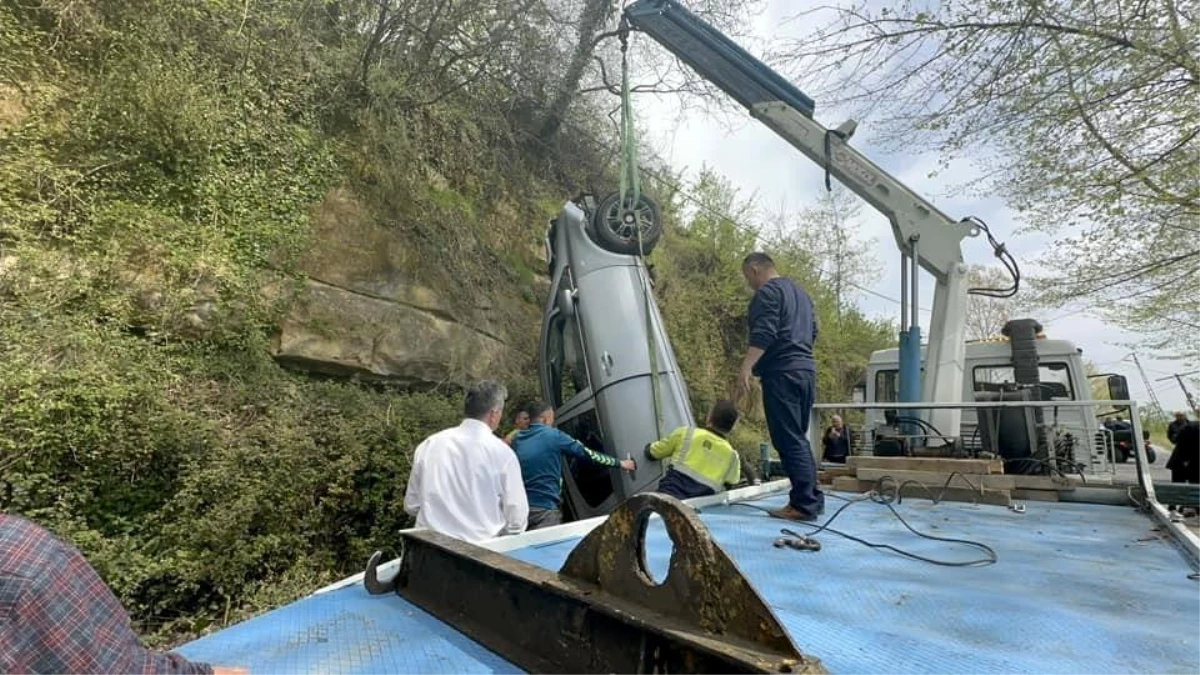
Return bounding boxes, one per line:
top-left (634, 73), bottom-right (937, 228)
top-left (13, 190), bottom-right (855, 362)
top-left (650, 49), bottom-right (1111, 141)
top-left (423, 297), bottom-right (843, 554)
top-left (591, 192), bottom-right (662, 256)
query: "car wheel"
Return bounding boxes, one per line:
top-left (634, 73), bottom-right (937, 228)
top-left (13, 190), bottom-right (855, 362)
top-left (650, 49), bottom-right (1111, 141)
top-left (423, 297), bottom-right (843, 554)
top-left (1117, 447), bottom-right (1129, 463)
top-left (591, 192), bottom-right (662, 256)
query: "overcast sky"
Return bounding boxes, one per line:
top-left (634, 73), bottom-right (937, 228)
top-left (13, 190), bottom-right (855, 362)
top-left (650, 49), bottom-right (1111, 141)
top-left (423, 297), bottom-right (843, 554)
top-left (627, 0), bottom-right (1193, 415)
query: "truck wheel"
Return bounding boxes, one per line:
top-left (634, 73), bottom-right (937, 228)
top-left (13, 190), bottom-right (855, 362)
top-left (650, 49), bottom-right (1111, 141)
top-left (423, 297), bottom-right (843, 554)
top-left (591, 192), bottom-right (662, 256)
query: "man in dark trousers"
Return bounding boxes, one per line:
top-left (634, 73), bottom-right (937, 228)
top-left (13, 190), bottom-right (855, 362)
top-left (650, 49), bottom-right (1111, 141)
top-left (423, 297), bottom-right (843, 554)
top-left (1167, 419), bottom-right (1199, 485)
top-left (738, 252), bottom-right (824, 521)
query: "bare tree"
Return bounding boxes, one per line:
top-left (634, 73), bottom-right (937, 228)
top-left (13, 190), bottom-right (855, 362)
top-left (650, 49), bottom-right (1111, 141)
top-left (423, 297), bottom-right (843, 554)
top-left (762, 184), bottom-right (881, 318)
top-left (773, 0), bottom-right (1199, 364)
top-left (535, 0), bottom-right (763, 146)
top-left (537, 0), bottom-right (620, 142)
top-left (349, 0), bottom-right (561, 110)
top-left (799, 185), bottom-right (880, 318)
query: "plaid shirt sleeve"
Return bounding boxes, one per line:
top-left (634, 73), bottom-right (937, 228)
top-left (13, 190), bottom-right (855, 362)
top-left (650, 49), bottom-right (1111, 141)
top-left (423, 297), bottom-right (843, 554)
top-left (1, 515), bottom-right (214, 675)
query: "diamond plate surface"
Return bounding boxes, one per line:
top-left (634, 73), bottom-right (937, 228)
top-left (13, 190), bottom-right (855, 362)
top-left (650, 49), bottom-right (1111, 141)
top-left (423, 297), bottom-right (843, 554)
top-left (177, 586), bottom-right (521, 674)
top-left (180, 495), bottom-right (1199, 674)
top-left (507, 495), bottom-right (1200, 675)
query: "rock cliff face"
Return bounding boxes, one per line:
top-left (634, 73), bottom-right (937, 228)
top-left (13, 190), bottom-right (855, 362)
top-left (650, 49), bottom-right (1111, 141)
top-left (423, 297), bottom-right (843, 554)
top-left (271, 189), bottom-right (535, 386)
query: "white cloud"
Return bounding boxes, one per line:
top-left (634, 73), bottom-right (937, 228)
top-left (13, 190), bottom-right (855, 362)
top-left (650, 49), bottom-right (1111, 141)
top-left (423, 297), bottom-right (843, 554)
top-left (631, 0), bottom-right (1191, 414)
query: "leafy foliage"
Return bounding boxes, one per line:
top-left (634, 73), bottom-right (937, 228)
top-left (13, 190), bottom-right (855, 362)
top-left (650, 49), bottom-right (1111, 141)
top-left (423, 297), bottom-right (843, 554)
top-left (775, 0), bottom-right (1199, 363)
top-left (0, 0), bottom-right (552, 644)
top-left (1, 0), bottom-right (894, 648)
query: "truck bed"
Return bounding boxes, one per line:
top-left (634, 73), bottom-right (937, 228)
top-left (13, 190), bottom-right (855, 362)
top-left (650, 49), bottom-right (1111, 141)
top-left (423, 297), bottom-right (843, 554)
top-left (177, 487), bottom-right (1199, 674)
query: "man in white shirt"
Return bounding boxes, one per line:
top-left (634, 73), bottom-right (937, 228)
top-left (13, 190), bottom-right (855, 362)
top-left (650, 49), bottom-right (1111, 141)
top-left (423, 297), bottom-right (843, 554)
top-left (403, 380), bottom-right (529, 543)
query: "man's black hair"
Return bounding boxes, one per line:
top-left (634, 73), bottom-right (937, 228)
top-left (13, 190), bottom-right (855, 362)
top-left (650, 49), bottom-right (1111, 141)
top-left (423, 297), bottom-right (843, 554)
top-left (525, 400), bottom-right (553, 421)
top-left (709, 399), bottom-right (740, 435)
top-left (742, 252), bottom-right (775, 269)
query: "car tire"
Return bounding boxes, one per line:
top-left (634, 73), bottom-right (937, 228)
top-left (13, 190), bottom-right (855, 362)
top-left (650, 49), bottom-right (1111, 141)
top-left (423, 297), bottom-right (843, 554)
top-left (590, 192), bottom-right (662, 256)
top-left (1117, 447), bottom-right (1129, 463)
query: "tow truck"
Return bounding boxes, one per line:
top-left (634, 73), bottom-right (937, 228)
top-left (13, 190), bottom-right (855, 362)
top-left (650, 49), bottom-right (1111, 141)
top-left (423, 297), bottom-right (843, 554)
top-left (177, 1), bottom-right (1199, 672)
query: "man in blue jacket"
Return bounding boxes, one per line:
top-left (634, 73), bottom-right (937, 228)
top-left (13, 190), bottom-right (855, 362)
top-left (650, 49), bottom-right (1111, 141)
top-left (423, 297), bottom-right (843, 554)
top-left (738, 252), bottom-right (824, 522)
top-left (511, 401), bottom-right (636, 529)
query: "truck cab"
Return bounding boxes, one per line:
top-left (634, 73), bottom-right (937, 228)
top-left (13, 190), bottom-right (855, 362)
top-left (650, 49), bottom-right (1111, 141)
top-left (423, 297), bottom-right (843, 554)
top-left (861, 328), bottom-right (1128, 475)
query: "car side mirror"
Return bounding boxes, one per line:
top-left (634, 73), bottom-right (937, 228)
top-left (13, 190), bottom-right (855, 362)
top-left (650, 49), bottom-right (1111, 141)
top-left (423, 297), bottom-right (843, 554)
top-left (1106, 375), bottom-right (1130, 402)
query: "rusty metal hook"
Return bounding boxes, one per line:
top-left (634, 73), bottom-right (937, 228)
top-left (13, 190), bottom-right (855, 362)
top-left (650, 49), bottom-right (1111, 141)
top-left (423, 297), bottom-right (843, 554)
top-left (363, 550), bottom-right (398, 595)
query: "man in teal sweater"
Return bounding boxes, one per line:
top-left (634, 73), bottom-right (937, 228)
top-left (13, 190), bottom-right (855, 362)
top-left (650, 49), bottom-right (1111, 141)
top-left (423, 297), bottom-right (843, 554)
top-left (511, 401), bottom-right (636, 529)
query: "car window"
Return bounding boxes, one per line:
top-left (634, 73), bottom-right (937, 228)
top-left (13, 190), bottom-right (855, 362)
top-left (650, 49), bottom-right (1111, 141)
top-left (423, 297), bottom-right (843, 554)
top-left (547, 313), bottom-right (589, 407)
top-left (562, 314), bottom-right (587, 400)
top-left (557, 409), bottom-right (614, 509)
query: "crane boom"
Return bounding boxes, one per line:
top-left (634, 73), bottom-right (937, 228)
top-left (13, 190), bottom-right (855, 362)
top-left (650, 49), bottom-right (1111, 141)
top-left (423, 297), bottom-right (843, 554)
top-left (624, 0), bottom-right (980, 439)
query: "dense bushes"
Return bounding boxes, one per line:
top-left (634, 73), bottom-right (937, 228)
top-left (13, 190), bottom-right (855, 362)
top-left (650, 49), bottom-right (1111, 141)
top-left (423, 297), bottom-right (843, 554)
top-left (0, 334), bottom-right (462, 639)
top-left (0, 0), bottom-right (893, 645)
top-left (0, 0), bottom-right (552, 642)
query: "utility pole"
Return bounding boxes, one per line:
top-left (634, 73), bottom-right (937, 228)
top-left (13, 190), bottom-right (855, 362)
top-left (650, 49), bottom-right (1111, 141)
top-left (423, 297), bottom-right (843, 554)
top-left (1129, 353), bottom-right (1168, 424)
top-left (1157, 370), bottom-right (1200, 418)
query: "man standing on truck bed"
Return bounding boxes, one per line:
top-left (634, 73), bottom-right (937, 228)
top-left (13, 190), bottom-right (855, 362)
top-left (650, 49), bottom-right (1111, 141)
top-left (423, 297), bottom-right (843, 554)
top-left (645, 400), bottom-right (743, 500)
top-left (511, 401), bottom-right (636, 529)
top-left (738, 252), bottom-right (825, 522)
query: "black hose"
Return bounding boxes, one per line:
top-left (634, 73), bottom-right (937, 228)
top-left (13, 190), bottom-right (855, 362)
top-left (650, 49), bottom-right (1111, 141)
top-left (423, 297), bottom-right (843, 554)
top-left (963, 216), bottom-right (1021, 299)
top-left (730, 477), bottom-right (998, 567)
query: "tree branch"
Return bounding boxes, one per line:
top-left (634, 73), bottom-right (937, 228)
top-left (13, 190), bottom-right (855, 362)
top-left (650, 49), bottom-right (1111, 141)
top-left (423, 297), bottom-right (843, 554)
top-left (1050, 33), bottom-right (1192, 206)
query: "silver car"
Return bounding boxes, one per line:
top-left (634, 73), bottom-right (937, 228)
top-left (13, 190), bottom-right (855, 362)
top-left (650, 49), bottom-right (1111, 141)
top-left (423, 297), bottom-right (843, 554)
top-left (539, 193), bottom-right (693, 520)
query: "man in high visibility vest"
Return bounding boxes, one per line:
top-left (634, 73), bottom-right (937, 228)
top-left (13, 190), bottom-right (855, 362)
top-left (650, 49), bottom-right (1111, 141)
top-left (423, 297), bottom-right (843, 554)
top-left (503, 408), bottom-right (530, 446)
top-left (645, 400), bottom-right (742, 500)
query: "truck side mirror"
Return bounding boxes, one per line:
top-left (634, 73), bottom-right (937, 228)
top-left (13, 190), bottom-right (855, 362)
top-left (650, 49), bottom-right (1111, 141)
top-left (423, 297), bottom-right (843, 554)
top-left (852, 383), bottom-right (865, 404)
top-left (1106, 375), bottom-right (1130, 402)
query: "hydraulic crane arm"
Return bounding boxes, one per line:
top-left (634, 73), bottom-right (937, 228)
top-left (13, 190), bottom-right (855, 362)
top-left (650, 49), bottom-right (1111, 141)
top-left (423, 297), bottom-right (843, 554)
top-left (624, 0), bottom-right (980, 439)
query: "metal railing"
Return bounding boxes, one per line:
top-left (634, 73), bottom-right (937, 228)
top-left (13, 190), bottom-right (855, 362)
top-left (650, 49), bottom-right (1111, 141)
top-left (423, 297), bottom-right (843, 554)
top-left (803, 399), bottom-right (1197, 565)
top-left (810, 399), bottom-right (1145, 473)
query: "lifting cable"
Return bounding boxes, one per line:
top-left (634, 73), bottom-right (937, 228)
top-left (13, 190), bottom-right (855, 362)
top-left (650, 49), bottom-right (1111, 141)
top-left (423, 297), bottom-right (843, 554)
top-left (619, 25), bottom-right (665, 442)
top-left (618, 26), bottom-right (642, 217)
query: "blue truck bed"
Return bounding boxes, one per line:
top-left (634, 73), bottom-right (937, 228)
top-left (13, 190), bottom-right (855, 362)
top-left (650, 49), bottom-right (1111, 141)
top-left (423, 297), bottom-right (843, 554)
top-left (177, 485), bottom-right (1199, 674)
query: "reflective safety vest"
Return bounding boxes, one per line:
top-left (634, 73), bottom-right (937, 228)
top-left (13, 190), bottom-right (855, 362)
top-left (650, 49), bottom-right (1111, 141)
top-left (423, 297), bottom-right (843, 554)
top-left (647, 426), bottom-right (741, 493)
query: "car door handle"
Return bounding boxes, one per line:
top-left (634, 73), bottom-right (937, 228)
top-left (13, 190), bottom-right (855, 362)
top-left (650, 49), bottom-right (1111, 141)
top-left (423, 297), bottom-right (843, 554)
top-left (602, 352), bottom-right (614, 375)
